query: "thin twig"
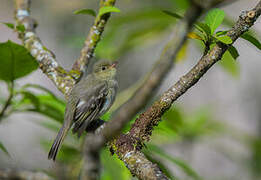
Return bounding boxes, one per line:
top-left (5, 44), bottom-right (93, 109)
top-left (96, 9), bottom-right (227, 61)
top-left (72, 0), bottom-right (116, 75)
top-left (0, 82), bottom-right (14, 121)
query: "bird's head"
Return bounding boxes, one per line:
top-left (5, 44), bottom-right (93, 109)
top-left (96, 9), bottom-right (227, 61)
top-left (93, 60), bottom-right (118, 80)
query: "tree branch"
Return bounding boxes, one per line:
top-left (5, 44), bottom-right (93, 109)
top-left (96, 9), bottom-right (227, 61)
top-left (111, 0), bottom-right (261, 178)
top-left (119, 150), bottom-right (169, 180)
top-left (127, 0), bottom-right (261, 143)
top-left (99, 2), bottom-right (203, 145)
top-left (72, 0), bottom-right (116, 74)
top-left (12, 0), bottom-right (260, 180)
top-left (82, 2), bottom-right (206, 179)
top-left (14, 0), bottom-right (76, 97)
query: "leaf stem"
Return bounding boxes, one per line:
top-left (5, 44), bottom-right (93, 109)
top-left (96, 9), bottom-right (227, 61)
top-left (204, 41), bottom-right (211, 55)
top-left (0, 82), bottom-right (14, 121)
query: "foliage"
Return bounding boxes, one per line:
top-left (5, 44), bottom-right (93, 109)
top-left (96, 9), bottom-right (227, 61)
top-left (0, 141), bottom-right (9, 156)
top-left (98, 6), bottom-right (120, 17)
top-left (164, 8), bottom-right (260, 77)
top-left (241, 33), bottom-right (261, 50)
top-left (0, 41), bottom-right (38, 82)
top-left (74, 9), bottom-right (96, 16)
top-left (0, 1), bottom-right (261, 180)
top-left (74, 6), bottom-right (120, 18)
top-left (64, 8), bottom-right (177, 60)
top-left (1, 22), bottom-right (25, 33)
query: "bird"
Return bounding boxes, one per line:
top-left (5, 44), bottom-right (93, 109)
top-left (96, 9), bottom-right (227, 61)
top-left (48, 60), bottom-right (118, 161)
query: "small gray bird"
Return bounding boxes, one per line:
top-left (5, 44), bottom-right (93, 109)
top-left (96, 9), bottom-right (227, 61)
top-left (48, 60), bottom-right (118, 161)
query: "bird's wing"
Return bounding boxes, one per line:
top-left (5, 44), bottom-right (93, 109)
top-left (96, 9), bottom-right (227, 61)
top-left (72, 81), bottom-right (108, 137)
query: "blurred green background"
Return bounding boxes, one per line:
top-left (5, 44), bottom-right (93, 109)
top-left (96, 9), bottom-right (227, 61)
top-left (0, 0), bottom-right (261, 179)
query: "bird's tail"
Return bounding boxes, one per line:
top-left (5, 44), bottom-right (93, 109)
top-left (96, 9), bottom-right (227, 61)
top-left (48, 124), bottom-right (69, 161)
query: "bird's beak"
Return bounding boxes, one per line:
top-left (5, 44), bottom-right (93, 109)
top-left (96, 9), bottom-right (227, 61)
top-left (110, 61), bottom-right (118, 68)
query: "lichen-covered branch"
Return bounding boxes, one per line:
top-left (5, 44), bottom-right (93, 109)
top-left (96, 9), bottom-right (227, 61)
top-left (82, 2), bottom-right (205, 180)
top-left (125, 0), bottom-right (261, 144)
top-left (14, 0), bottom-right (76, 97)
top-left (14, 0), bottom-right (118, 179)
top-left (111, 135), bottom-right (170, 180)
top-left (12, 0), bottom-right (260, 180)
top-left (109, 2), bottom-right (261, 178)
top-left (72, 0), bottom-right (116, 74)
top-left (101, 0), bottom-right (261, 178)
top-left (99, 2), bottom-right (203, 144)
top-left (121, 150), bottom-right (169, 180)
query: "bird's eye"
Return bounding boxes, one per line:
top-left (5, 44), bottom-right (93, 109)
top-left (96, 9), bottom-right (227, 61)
top-left (102, 66), bottom-right (106, 71)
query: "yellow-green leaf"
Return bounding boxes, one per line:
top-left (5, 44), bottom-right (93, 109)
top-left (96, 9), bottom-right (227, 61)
top-left (219, 50), bottom-right (240, 78)
top-left (187, 32), bottom-right (203, 41)
top-left (216, 35), bottom-right (233, 44)
top-left (195, 22), bottom-right (211, 35)
top-left (98, 6), bottom-right (120, 17)
top-left (177, 42), bottom-right (188, 62)
top-left (74, 9), bottom-right (96, 17)
top-left (205, 8), bottom-right (225, 35)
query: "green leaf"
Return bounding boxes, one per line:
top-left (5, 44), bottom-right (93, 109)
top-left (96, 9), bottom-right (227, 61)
top-left (228, 46), bottom-right (239, 60)
top-left (101, 112), bottom-right (111, 121)
top-left (205, 8), bottom-right (225, 35)
top-left (219, 49), bottom-right (240, 78)
top-left (216, 35), bottom-right (233, 44)
top-left (74, 9), bottom-right (96, 17)
top-left (1, 23), bottom-right (25, 33)
top-left (31, 95), bottom-right (65, 123)
top-left (20, 90), bottom-right (40, 108)
top-left (57, 143), bottom-right (80, 163)
top-left (15, 92), bottom-right (65, 123)
top-left (1, 22), bottom-right (15, 29)
top-left (22, 84), bottom-right (59, 100)
top-left (0, 40), bottom-right (38, 82)
top-left (195, 22), bottom-right (211, 35)
top-left (16, 24), bottom-right (25, 33)
top-left (215, 30), bottom-right (228, 37)
top-left (241, 33), bottom-right (261, 50)
top-left (146, 144), bottom-right (202, 180)
top-left (150, 107), bottom-right (182, 143)
top-left (162, 10), bottom-right (183, 19)
top-left (101, 148), bottom-right (131, 180)
top-left (98, 6), bottom-right (120, 17)
top-left (0, 141), bottom-right (10, 156)
top-left (67, 9), bottom-right (174, 59)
